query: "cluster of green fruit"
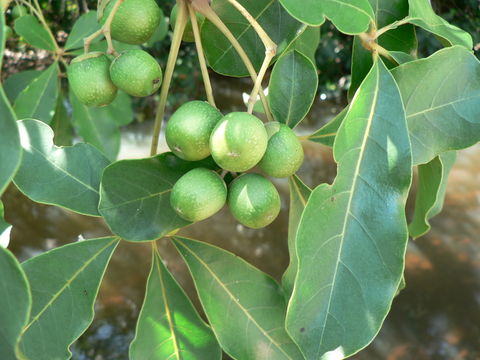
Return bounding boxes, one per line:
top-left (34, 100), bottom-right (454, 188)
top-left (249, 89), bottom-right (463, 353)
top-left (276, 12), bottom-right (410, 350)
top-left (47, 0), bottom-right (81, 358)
top-left (166, 101), bottom-right (304, 229)
top-left (68, 0), bottom-right (164, 107)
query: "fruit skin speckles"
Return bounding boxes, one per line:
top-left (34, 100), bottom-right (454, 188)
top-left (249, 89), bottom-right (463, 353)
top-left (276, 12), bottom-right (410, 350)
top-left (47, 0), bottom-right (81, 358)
top-left (68, 52), bottom-right (118, 107)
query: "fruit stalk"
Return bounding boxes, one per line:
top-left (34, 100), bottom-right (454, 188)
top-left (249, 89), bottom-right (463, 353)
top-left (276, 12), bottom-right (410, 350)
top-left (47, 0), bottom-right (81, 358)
top-left (188, 4), bottom-right (216, 107)
top-left (191, 0), bottom-right (273, 122)
top-left (150, 0), bottom-right (188, 156)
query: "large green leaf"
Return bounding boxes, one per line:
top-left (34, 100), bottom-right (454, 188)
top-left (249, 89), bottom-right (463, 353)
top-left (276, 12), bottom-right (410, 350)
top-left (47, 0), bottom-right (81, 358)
top-left (282, 175), bottom-right (311, 298)
top-left (3, 70), bottom-right (41, 102)
top-left (308, 106), bottom-right (348, 147)
top-left (269, 50), bottom-right (318, 128)
top-left (99, 154), bottom-right (215, 242)
top-left (130, 248), bottom-right (221, 360)
top-left (0, 14), bottom-right (21, 195)
top-left (14, 63), bottom-right (59, 124)
top-left (286, 59), bottom-right (412, 358)
top-left (70, 89), bottom-right (121, 161)
top-left (173, 236), bottom-right (304, 360)
top-left (391, 46), bottom-right (480, 165)
top-left (18, 237), bottom-right (119, 360)
top-left (65, 11), bottom-right (102, 50)
top-left (106, 90), bottom-right (134, 127)
top-left (279, 0), bottom-right (374, 34)
top-left (0, 247), bottom-right (31, 360)
top-left (14, 119), bottom-right (110, 216)
top-left (409, 151), bottom-right (456, 239)
top-left (408, 0), bottom-right (473, 49)
top-left (201, 0), bottom-right (302, 77)
top-left (283, 25), bottom-right (321, 63)
top-left (14, 15), bottom-right (57, 51)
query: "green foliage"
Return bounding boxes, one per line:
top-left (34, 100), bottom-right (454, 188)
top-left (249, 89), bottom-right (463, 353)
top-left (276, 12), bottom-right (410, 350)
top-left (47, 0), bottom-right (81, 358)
top-left (65, 11), bottom-right (102, 50)
top-left (14, 15), bottom-right (56, 50)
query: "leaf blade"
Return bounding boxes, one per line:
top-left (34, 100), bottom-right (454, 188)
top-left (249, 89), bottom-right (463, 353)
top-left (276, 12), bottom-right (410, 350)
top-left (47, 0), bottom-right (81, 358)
top-left (14, 15), bottom-right (56, 51)
top-left (65, 11), bottom-right (102, 50)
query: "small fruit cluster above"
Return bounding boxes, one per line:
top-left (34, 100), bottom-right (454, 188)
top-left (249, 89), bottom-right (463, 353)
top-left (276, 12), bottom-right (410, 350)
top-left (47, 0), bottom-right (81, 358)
top-left (166, 101), bottom-right (304, 229)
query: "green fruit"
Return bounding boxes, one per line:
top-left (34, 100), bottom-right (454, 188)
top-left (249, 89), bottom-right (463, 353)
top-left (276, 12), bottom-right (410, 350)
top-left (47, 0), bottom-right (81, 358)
top-left (258, 122), bottom-right (304, 178)
top-left (12, 5), bottom-right (27, 19)
top-left (170, 4), bottom-right (205, 42)
top-left (166, 101), bottom-right (223, 161)
top-left (171, 168), bottom-right (227, 222)
top-left (110, 50), bottom-right (162, 97)
top-left (102, 0), bottom-right (162, 45)
top-left (68, 52), bottom-right (118, 107)
top-left (228, 173), bottom-right (281, 229)
top-left (210, 112), bottom-right (268, 172)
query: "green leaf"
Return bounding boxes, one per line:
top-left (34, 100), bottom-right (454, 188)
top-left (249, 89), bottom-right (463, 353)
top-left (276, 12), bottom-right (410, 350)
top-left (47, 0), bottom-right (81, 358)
top-left (107, 90), bottom-right (134, 127)
top-left (286, 59), bottom-right (412, 358)
top-left (202, 0), bottom-right (302, 77)
top-left (308, 106), bottom-right (348, 147)
top-left (282, 175), bottom-right (311, 298)
top-left (173, 236), bottom-right (304, 360)
top-left (18, 237), bottom-right (119, 360)
top-left (408, 0), bottom-right (473, 48)
top-left (130, 248), bottom-right (221, 360)
top-left (0, 14), bottom-right (22, 195)
top-left (99, 154), bottom-right (215, 242)
top-left (269, 50), bottom-right (318, 128)
top-left (14, 63), bottom-right (59, 124)
top-left (391, 46), bottom-right (480, 165)
top-left (388, 50), bottom-right (416, 65)
top-left (283, 25), bottom-right (321, 63)
top-left (0, 246), bottom-right (31, 360)
top-left (3, 70), bottom-right (41, 103)
top-left (51, 93), bottom-right (74, 146)
top-left (65, 11), bottom-right (102, 50)
top-left (70, 89), bottom-right (121, 161)
top-left (14, 119), bottom-right (110, 216)
top-left (279, 0), bottom-right (374, 34)
top-left (409, 151), bottom-right (456, 239)
top-left (14, 15), bottom-right (56, 51)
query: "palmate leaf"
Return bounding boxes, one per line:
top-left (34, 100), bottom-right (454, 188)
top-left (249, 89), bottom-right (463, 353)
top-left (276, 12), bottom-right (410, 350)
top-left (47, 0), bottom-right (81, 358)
top-left (0, 247), bottom-right (31, 360)
top-left (286, 59), bottom-right (412, 359)
top-left (130, 248), bottom-right (221, 360)
top-left (269, 50), bottom-right (318, 129)
top-left (201, 0), bottom-right (302, 77)
top-left (18, 237), bottom-right (119, 360)
top-left (391, 46), bottom-right (480, 166)
top-left (14, 15), bottom-right (56, 51)
top-left (173, 236), bottom-right (304, 360)
top-left (14, 119), bottom-right (110, 216)
top-left (65, 11), bottom-right (102, 50)
top-left (409, 151), bottom-right (456, 239)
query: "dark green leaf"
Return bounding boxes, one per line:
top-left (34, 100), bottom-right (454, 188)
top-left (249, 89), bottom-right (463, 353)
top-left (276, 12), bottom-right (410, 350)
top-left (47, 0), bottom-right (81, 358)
top-left (65, 11), bottom-right (102, 50)
top-left (286, 60), bottom-right (412, 358)
top-left (308, 106), bottom-right (348, 147)
top-left (130, 248), bottom-right (221, 360)
top-left (3, 70), bottom-right (41, 103)
top-left (283, 25), bottom-right (321, 63)
top-left (408, 0), bottom-right (473, 48)
top-left (391, 46), bottom-right (480, 165)
top-left (14, 15), bottom-right (56, 51)
top-left (202, 0), bottom-right (302, 77)
top-left (51, 93), bottom-right (74, 146)
top-left (14, 119), bottom-right (110, 216)
top-left (269, 50), bottom-right (318, 128)
top-left (279, 0), bottom-right (374, 34)
top-left (14, 63), bottom-right (59, 124)
top-left (173, 236), bottom-right (304, 360)
top-left (18, 237), bottom-right (119, 360)
top-left (409, 151), bottom-right (456, 239)
top-left (282, 175), bottom-right (311, 298)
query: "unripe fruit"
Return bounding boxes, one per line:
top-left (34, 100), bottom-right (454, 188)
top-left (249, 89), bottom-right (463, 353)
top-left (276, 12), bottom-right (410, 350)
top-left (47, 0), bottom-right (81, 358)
top-left (110, 50), bottom-right (162, 97)
top-left (170, 4), bottom-right (205, 42)
top-left (258, 122), bottom-right (304, 178)
top-left (228, 173), bottom-right (281, 229)
top-left (171, 168), bottom-right (227, 222)
top-left (12, 5), bottom-right (27, 19)
top-left (68, 52), bottom-right (117, 107)
top-left (102, 0), bottom-right (162, 45)
top-left (166, 101), bottom-right (223, 161)
top-left (210, 112), bottom-right (268, 172)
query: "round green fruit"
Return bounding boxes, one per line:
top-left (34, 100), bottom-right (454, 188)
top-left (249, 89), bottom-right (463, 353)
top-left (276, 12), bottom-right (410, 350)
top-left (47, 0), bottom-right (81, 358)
top-left (171, 168), bottom-right (227, 222)
top-left (228, 173), bottom-right (281, 229)
top-left (258, 122), bottom-right (304, 178)
top-left (102, 0), bottom-right (162, 45)
top-left (170, 4), bottom-right (205, 42)
top-left (110, 50), bottom-right (162, 97)
top-left (210, 112), bottom-right (268, 172)
top-left (12, 5), bottom-right (27, 19)
top-left (166, 101), bottom-right (223, 161)
top-left (68, 52), bottom-right (118, 107)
